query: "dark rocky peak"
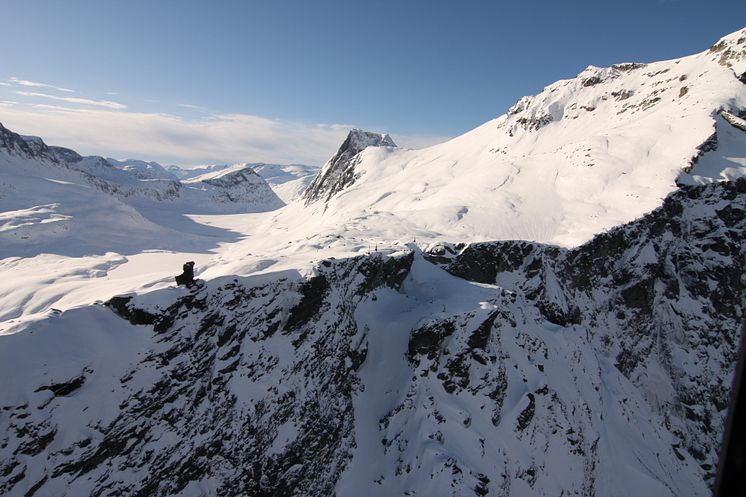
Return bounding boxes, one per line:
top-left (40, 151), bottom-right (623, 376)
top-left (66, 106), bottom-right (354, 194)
top-left (0, 122), bottom-right (57, 162)
top-left (48, 146), bottom-right (83, 164)
top-left (303, 129), bottom-right (397, 204)
top-left (708, 27), bottom-right (746, 77)
top-left (343, 128), bottom-right (396, 152)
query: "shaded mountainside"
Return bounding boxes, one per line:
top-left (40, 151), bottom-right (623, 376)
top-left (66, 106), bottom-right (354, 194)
top-left (1, 179), bottom-right (744, 496)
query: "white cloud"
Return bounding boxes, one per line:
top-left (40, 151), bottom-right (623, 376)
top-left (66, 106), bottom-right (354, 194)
top-left (15, 91), bottom-right (127, 110)
top-left (0, 82), bottom-right (11, 87)
top-left (8, 77), bottom-right (75, 93)
top-left (0, 104), bottom-right (447, 166)
top-left (178, 103), bottom-right (204, 110)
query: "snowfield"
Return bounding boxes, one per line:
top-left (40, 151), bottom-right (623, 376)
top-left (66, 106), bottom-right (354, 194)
top-left (1, 28), bottom-right (744, 333)
top-left (0, 26), bottom-right (745, 497)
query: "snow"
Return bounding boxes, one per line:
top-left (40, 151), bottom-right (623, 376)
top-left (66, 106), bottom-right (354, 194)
top-left (337, 253), bottom-right (498, 496)
top-left (250, 163), bottom-right (319, 202)
top-left (0, 26), bottom-right (745, 496)
top-left (0, 28), bottom-right (742, 338)
top-left (168, 162), bottom-right (319, 203)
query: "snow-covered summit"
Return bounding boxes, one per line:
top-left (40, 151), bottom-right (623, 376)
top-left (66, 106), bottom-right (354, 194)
top-left (293, 28), bottom-right (746, 247)
top-left (708, 26), bottom-right (746, 78)
top-left (303, 129), bottom-right (397, 204)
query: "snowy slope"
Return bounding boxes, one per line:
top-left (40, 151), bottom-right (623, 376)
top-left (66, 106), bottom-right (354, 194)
top-left (250, 163), bottom-right (318, 203)
top-left (0, 123), bottom-right (283, 251)
top-left (0, 123), bottom-right (283, 331)
top-left (1, 27), bottom-right (745, 497)
top-left (0, 178), bottom-right (742, 497)
top-left (298, 28), bottom-right (746, 247)
top-left (0, 124), bottom-right (170, 253)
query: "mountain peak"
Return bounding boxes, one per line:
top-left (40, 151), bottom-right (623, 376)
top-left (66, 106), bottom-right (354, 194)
top-left (0, 122), bottom-right (56, 162)
top-left (302, 129), bottom-right (397, 204)
top-left (707, 27), bottom-right (746, 78)
top-left (345, 128), bottom-right (397, 152)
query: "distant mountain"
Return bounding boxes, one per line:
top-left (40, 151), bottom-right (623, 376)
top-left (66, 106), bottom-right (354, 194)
top-left (180, 164), bottom-right (285, 208)
top-left (303, 129), bottom-right (396, 204)
top-left (0, 123), bottom-right (282, 254)
top-left (166, 163), bottom-right (229, 180)
top-left (250, 163), bottom-right (318, 203)
top-left (169, 162), bottom-right (319, 203)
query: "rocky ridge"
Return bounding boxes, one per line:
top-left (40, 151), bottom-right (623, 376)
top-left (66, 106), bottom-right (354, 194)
top-left (1, 178), bottom-right (743, 496)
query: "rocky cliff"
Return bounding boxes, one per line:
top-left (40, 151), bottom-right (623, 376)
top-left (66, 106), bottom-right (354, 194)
top-left (1, 178), bottom-right (742, 496)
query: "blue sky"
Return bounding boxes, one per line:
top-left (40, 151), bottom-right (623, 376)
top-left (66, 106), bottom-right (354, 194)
top-left (1, 0), bottom-right (744, 165)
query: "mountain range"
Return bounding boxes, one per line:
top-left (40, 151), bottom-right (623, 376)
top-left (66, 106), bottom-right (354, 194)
top-left (0, 26), bottom-right (745, 497)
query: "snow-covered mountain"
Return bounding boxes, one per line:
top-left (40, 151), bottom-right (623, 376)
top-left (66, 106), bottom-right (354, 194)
top-left (297, 28), bottom-right (746, 247)
top-left (0, 124), bottom-right (283, 254)
top-left (0, 178), bottom-right (742, 497)
top-left (303, 129), bottom-right (397, 204)
top-left (250, 163), bottom-right (318, 203)
top-left (169, 163), bottom-right (319, 203)
top-left (1, 26), bottom-right (746, 497)
top-left (177, 164), bottom-right (284, 211)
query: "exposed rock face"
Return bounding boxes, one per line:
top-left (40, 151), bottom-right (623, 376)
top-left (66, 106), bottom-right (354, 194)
top-left (423, 179), bottom-right (746, 486)
top-left (0, 252), bottom-right (414, 497)
top-left (1, 180), bottom-right (743, 496)
top-left (0, 124), bottom-right (59, 163)
top-left (303, 129), bottom-right (396, 204)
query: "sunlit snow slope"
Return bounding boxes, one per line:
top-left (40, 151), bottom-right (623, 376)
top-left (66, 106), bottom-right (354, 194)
top-left (1, 28), bottom-right (745, 337)
top-left (1, 25), bottom-right (746, 497)
top-left (0, 126), bottom-right (283, 332)
top-left (298, 28), bottom-right (746, 246)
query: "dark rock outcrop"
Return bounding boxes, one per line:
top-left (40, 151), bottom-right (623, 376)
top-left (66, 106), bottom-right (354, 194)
top-left (2, 180), bottom-right (744, 496)
top-left (303, 129), bottom-right (396, 204)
